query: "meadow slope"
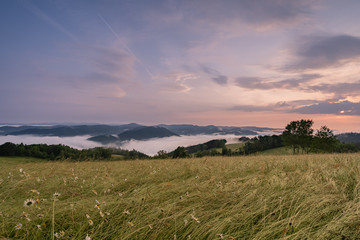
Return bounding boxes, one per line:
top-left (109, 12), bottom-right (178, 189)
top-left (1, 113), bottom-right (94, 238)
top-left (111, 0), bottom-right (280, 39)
top-left (1, 154), bottom-right (360, 239)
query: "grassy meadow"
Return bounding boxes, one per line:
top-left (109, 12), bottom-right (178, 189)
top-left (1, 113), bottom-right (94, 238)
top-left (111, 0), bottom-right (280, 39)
top-left (1, 154), bottom-right (360, 239)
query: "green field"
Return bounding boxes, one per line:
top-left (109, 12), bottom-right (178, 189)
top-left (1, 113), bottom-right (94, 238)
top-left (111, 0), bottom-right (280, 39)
top-left (225, 143), bottom-right (244, 152)
top-left (1, 154), bottom-right (360, 239)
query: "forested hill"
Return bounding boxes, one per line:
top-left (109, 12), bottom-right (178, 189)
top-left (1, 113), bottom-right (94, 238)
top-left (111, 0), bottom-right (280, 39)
top-left (0, 124), bottom-right (141, 137)
top-left (336, 133), bottom-right (360, 146)
top-left (0, 124), bottom-right (266, 137)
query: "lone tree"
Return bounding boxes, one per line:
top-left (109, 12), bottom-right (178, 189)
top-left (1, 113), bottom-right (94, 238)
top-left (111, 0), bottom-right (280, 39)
top-left (282, 119), bottom-right (314, 153)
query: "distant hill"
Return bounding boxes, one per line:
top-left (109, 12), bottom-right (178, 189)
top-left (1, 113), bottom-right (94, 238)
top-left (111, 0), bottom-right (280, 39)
top-left (88, 126), bottom-right (179, 144)
top-left (1, 123), bottom-right (142, 137)
top-left (1, 123), bottom-right (282, 142)
top-left (336, 133), bottom-right (360, 145)
top-left (186, 139), bottom-right (227, 154)
top-left (87, 135), bottom-right (119, 145)
top-left (158, 124), bottom-right (258, 135)
top-left (118, 126), bottom-right (178, 141)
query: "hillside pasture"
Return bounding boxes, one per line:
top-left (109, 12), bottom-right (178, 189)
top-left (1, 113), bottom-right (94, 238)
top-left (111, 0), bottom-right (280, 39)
top-left (1, 154), bottom-right (360, 239)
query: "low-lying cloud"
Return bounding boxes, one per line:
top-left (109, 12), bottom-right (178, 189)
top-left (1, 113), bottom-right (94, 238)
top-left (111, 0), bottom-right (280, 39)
top-left (0, 135), bottom-right (101, 150)
top-left (0, 134), bottom-right (265, 156)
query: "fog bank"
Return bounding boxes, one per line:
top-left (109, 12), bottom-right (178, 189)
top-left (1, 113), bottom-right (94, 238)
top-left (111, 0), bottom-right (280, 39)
top-left (0, 131), bottom-right (281, 156)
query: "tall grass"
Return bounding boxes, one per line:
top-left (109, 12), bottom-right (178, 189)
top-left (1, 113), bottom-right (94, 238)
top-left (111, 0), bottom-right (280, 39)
top-left (1, 154), bottom-right (360, 239)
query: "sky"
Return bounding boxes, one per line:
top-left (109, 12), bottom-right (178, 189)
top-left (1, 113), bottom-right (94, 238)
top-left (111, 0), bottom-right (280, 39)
top-left (1, 0), bottom-right (360, 132)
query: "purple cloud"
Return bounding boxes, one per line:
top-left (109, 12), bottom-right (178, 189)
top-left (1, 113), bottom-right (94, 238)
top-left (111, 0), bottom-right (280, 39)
top-left (235, 74), bottom-right (321, 90)
top-left (287, 35), bottom-right (360, 70)
top-left (293, 100), bottom-right (360, 115)
top-left (200, 65), bottom-right (228, 85)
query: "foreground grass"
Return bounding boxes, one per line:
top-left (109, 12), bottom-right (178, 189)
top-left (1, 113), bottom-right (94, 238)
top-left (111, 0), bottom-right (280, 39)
top-left (1, 154), bottom-right (360, 239)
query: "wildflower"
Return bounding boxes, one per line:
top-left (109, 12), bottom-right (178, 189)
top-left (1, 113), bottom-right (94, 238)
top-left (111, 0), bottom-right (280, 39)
top-left (88, 219), bottom-right (93, 226)
top-left (37, 214), bottom-right (44, 218)
top-left (15, 223), bottom-right (22, 230)
top-left (94, 205), bottom-right (100, 210)
top-left (99, 211), bottom-right (104, 218)
top-left (123, 209), bottom-right (130, 215)
top-left (30, 189), bottom-right (40, 195)
top-left (92, 190), bottom-right (97, 195)
top-left (86, 234), bottom-right (91, 240)
top-left (86, 213), bottom-right (91, 219)
top-left (191, 214), bottom-right (200, 223)
top-left (54, 232), bottom-right (60, 238)
top-left (60, 231), bottom-right (65, 237)
top-left (24, 199), bottom-right (36, 207)
top-left (37, 224), bottom-right (42, 230)
top-left (118, 192), bottom-right (123, 197)
top-left (53, 192), bottom-right (61, 199)
top-left (95, 200), bottom-right (100, 205)
top-left (35, 198), bottom-right (40, 204)
top-left (127, 221), bottom-right (134, 227)
top-left (21, 211), bottom-right (29, 218)
top-left (19, 168), bottom-right (23, 173)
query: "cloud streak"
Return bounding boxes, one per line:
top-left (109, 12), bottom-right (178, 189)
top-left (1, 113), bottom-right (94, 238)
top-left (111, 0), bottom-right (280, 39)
top-left (235, 74), bottom-right (321, 90)
top-left (201, 65), bottom-right (228, 85)
top-left (98, 14), bottom-right (154, 78)
top-left (230, 99), bottom-right (360, 116)
top-left (294, 100), bottom-right (360, 115)
top-left (183, 0), bottom-right (315, 30)
top-left (287, 35), bottom-right (360, 70)
top-left (156, 72), bottom-right (197, 92)
top-left (22, 0), bottom-right (80, 43)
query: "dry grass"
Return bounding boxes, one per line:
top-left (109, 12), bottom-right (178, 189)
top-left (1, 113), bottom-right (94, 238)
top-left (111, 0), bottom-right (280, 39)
top-left (1, 154), bottom-right (360, 239)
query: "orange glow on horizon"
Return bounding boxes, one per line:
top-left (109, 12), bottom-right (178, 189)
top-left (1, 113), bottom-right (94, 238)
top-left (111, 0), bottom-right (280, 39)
top-left (180, 111), bottom-right (360, 133)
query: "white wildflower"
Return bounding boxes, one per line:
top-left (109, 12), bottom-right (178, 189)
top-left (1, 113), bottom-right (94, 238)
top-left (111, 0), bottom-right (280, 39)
top-left (24, 199), bottom-right (35, 207)
top-left (15, 223), bottom-right (22, 230)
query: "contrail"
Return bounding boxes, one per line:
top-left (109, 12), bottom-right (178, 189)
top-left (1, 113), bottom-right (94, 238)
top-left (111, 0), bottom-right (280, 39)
top-left (22, 0), bottom-right (80, 43)
top-left (98, 14), bottom-right (154, 78)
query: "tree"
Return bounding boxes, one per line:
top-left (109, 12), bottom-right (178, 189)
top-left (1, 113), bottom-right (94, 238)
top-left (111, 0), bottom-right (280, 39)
top-left (311, 126), bottom-right (338, 152)
top-left (172, 147), bottom-right (188, 158)
top-left (282, 120), bottom-right (314, 153)
top-left (0, 142), bottom-right (17, 156)
top-left (155, 150), bottom-right (169, 159)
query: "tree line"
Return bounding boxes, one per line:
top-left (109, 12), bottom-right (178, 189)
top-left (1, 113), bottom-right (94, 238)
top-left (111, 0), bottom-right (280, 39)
top-left (0, 142), bottom-right (112, 161)
top-left (282, 119), bottom-right (358, 154)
